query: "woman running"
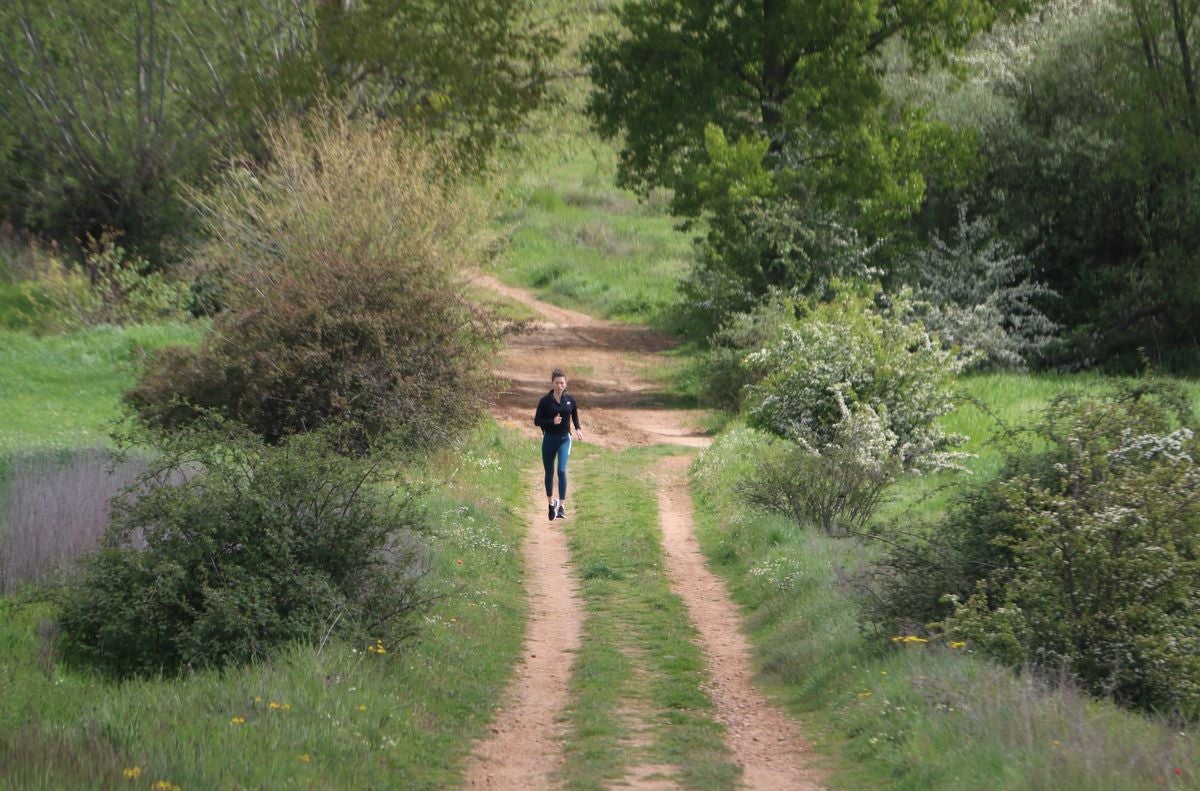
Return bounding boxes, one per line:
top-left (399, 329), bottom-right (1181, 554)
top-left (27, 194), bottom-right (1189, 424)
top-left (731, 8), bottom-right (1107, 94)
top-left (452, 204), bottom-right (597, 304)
top-left (533, 368), bottom-right (583, 521)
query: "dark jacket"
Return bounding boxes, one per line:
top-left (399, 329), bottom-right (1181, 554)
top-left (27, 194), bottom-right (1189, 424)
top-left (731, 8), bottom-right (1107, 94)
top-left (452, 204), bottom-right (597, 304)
top-left (534, 391), bottom-right (580, 435)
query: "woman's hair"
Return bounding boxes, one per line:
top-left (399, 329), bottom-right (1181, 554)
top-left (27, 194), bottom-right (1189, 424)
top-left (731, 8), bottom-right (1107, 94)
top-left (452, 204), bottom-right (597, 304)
top-left (551, 367), bottom-right (566, 381)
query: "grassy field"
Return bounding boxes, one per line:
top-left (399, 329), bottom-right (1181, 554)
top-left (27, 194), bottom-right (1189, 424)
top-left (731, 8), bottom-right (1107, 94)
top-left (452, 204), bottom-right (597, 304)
top-left (0, 323), bottom-right (205, 457)
top-left (491, 138), bottom-right (693, 329)
top-left (0, 423), bottom-right (530, 790)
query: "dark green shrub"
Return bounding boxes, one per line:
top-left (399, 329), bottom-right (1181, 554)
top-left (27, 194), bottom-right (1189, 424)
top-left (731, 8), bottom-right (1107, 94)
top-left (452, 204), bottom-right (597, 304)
top-left (866, 382), bottom-right (1200, 717)
top-left (56, 421), bottom-right (429, 678)
top-left (697, 297), bottom-right (797, 411)
top-left (125, 115), bottom-right (502, 454)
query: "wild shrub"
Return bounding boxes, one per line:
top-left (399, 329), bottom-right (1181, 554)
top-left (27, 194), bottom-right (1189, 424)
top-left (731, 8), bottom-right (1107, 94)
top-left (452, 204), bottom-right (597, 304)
top-left (16, 234), bottom-right (191, 332)
top-left (56, 421), bottom-right (429, 678)
top-left (729, 285), bottom-right (966, 534)
top-left (899, 205), bottom-right (1059, 370)
top-left (739, 395), bottom-right (903, 536)
top-left (866, 382), bottom-right (1200, 717)
top-left (125, 114), bottom-right (502, 454)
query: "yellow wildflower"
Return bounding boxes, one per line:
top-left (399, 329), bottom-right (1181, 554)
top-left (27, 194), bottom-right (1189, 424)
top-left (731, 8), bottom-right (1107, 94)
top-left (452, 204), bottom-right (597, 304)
top-left (299, 753), bottom-right (312, 763)
top-left (122, 767), bottom-right (142, 779)
top-left (230, 716), bottom-right (246, 726)
top-left (356, 705), bottom-right (368, 712)
top-left (949, 641), bottom-right (967, 649)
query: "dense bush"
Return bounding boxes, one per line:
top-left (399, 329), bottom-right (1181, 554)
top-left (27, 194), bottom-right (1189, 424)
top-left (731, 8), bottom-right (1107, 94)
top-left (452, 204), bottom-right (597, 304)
top-left (899, 205), bottom-right (1058, 370)
top-left (866, 382), bottom-right (1200, 717)
top-left (126, 114), bottom-right (503, 454)
top-left (744, 285), bottom-right (967, 473)
top-left (711, 286), bottom-right (967, 533)
top-left (56, 422), bottom-right (429, 678)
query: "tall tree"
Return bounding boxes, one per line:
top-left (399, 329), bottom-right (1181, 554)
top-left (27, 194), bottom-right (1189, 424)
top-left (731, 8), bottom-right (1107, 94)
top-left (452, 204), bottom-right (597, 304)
top-left (585, 0), bottom-right (1031, 334)
top-left (0, 0), bottom-right (561, 262)
top-left (584, 0), bottom-right (1029, 215)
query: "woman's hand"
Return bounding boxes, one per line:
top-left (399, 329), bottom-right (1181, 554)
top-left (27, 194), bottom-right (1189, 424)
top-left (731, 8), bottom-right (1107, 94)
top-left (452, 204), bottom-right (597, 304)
top-left (575, 430), bottom-right (583, 441)
top-left (553, 414), bottom-right (563, 425)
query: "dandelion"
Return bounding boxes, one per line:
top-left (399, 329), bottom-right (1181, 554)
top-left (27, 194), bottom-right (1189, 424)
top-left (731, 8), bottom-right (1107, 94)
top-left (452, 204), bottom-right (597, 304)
top-left (267, 701), bottom-right (291, 711)
top-left (122, 767), bottom-right (142, 779)
top-left (949, 641), bottom-right (967, 649)
top-left (299, 754), bottom-right (312, 763)
top-left (891, 635), bottom-right (928, 644)
top-left (230, 716), bottom-right (246, 726)
top-left (356, 705), bottom-right (368, 712)
top-left (151, 781), bottom-right (181, 791)
top-left (858, 690), bottom-right (872, 698)
top-left (367, 640), bottom-right (387, 655)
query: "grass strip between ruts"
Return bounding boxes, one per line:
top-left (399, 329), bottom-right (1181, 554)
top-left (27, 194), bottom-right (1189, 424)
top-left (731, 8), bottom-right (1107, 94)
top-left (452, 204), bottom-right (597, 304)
top-left (557, 443), bottom-right (740, 790)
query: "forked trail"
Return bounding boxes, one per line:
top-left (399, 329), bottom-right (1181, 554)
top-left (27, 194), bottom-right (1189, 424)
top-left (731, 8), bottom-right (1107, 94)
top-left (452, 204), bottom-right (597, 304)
top-left (464, 274), bottom-right (825, 790)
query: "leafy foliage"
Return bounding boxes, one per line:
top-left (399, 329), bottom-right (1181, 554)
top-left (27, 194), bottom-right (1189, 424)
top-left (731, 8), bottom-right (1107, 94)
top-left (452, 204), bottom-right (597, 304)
top-left (0, 0), bottom-right (561, 261)
top-left (125, 114), bottom-right (503, 454)
top-left (866, 382), bottom-right (1200, 717)
top-left (899, 204), bottom-right (1059, 370)
top-left (56, 421), bottom-right (430, 679)
top-left (585, 1), bottom-right (1028, 338)
top-left (924, 1), bottom-right (1200, 368)
top-left (744, 286), bottom-right (967, 474)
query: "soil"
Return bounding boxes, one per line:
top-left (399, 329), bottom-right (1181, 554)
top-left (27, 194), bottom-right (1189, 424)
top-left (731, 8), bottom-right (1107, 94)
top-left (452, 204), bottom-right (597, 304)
top-left (464, 274), bottom-right (826, 790)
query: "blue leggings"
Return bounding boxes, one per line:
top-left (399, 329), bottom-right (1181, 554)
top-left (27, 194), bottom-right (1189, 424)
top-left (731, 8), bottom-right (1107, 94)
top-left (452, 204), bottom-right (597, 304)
top-left (542, 432), bottom-right (572, 500)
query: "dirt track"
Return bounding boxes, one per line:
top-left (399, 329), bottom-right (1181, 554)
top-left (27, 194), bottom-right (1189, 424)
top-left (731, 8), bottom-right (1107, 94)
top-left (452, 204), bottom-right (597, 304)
top-left (464, 275), bottom-right (825, 789)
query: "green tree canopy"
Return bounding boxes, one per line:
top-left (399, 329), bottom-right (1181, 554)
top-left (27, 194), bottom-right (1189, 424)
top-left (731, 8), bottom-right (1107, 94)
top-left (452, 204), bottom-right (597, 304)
top-left (0, 0), bottom-right (561, 262)
top-left (584, 0), bottom-right (1029, 220)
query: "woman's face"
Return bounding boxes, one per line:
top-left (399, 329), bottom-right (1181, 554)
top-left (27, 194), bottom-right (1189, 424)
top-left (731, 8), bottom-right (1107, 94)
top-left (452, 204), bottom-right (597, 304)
top-left (553, 375), bottom-right (567, 396)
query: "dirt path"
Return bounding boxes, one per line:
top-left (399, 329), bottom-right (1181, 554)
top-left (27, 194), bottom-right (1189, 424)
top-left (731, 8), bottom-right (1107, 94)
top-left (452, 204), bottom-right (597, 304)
top-left (464, 473), bottom-right (583, 788)
top-left (465, 274), bottom-right (826, 790)
top-left (656, 455), bottom-right (825, 790)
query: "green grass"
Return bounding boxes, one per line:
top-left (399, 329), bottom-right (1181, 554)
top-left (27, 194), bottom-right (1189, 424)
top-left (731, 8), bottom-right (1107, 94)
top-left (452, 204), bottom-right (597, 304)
top-left (0, 323), bottom-right (205, 455)
top-left (491, 141), bottom-right (694, 328)
top-left (0, 422), bottom-right (531, 790)
top-left (558, 444), bottom-right (740, 790)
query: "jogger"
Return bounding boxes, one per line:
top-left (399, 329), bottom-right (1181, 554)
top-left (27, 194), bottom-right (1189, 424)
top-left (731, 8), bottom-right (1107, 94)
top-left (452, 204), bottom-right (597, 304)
top-left (533, 368), bottom-right (583, 521)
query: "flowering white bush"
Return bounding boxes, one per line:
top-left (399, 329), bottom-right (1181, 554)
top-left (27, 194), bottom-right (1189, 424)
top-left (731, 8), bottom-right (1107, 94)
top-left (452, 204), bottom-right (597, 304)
top-left (901, 205), bottom-right (1059, 370)
top-left (744, 285), bottom-right (968, 475)
top-left (734, 285), bottom-right (968, 534)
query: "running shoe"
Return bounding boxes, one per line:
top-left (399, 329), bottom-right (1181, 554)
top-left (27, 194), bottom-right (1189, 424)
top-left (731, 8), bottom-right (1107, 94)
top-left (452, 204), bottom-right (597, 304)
top-left (549, 498), bottom-right (558, 521)
top-left (556, 503), bottom-right (566, 520)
